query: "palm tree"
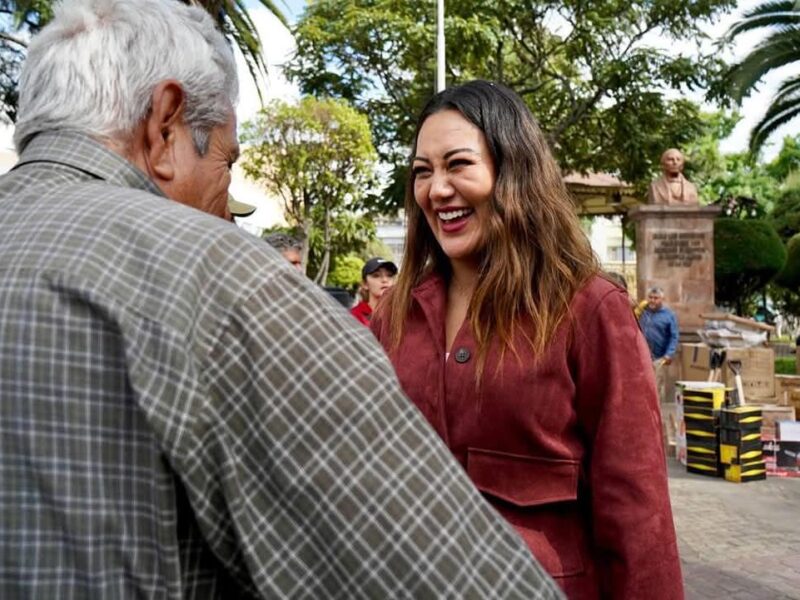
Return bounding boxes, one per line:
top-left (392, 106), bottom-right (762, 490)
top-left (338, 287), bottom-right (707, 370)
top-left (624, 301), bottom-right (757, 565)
top-left (725, 1), bottom-right (800, 153)
top-left (188, 0), bottom-right (288, 100)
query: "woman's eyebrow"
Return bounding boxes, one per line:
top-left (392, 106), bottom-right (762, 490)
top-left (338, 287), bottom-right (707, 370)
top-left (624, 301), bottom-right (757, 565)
top-left (413, 147), bottom-right (479, 163)
top-left (443, 147), bottom-right (478, 159)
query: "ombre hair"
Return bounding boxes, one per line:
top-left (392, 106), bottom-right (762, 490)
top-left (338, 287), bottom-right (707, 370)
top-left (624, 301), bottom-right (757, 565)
top-left (382, 80), bottom-right (599, 378)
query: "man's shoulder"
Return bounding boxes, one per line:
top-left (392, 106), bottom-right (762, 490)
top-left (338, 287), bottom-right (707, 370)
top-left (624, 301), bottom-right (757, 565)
top-left (1, 173), bottom-right (285, 330)
top-left (663, 306), bottom-right (678, 318)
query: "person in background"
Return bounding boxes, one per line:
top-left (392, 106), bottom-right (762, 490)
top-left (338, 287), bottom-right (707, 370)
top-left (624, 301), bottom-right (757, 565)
top-left (639, 286), bottom-right (680, 402)
top-left (0, 4), bottom-right (562, 598)
top-left (350, 257), bottom-right (398, 325)
top-left (373, 80), bottom-right (682, 599)
top-left (263, 231), bottom-right (303, 271)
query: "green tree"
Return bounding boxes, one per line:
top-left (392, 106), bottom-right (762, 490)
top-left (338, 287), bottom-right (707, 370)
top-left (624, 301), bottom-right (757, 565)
top-left (766, 133), bottom-right (800, 181)
top-left (0, 0), bottom-right (286, 123)
top-left (715, 218), bottom-right (786, 314)
top-left (723, 1), bottom-right (800, 153)
top-left (240, 97), bottom-right (378, 284)
top-left (770, 186), bottom-right (800, 241)
top-left (326, 253), bottom-right (364, 292)
top-left (683, 111), bottom-right (780, 212)
top-left (775, 232), bottom-right (800, 289)
top-left (306, 210), bottom-right (376, 283)
top-left (770, 233), bottom-right (800, 322)
top-left (287, 0), bottom-right (735, 209)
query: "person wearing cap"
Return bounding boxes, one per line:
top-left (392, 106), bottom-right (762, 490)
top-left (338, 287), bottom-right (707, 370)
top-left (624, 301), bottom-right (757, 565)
top-left (0, 4), bottom-right (562, 599)
top-left (350, 257), bottom-right (398, 325)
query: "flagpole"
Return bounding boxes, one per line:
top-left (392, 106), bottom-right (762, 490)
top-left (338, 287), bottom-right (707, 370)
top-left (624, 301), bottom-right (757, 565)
top-left (436, 0), bottom-right (445, 92)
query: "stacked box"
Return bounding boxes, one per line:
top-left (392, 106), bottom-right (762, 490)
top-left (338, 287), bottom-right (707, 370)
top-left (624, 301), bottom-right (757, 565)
top-left (680, 385), bottom-right (726, 477)
top-left (724, 461), bottom-right (767, 483)
top-left (720, 406), bottom-right (766, 483)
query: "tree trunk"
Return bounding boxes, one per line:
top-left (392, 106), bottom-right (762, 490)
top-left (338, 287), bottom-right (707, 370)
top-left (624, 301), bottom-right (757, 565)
top-left (314, 203), bottom-right (332, 284)
top-left (300, 189), bottom-right (312, 275)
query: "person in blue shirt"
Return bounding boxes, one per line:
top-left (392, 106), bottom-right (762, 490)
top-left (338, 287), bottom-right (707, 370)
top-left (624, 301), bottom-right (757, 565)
top-left (639, 286), bottom-right (679, 403)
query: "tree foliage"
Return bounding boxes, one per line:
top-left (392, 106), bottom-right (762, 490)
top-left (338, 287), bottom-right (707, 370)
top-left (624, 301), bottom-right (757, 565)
top-left (715, 217), bottom-right (786, 314)
top-left (770, 186), bottom-right (800, 241)
top-left (326, 253), bottom-right (364, 291)
top-left (770, 232), bottom-right (800, 321)
top-left (766, 133), bottom-right (800, 181)
top-left (684, 111), bottom-right (779, 213)
top-left (775, 232), bottom-right (800, 289)
top-left (287, 0), bottom-right (736, 209)
top-left (0, 0), bottom-right (286, 123)
top-left (723, 0), bottom-right (800, 153)
top-left (240, 97), bottom-right (378, 284)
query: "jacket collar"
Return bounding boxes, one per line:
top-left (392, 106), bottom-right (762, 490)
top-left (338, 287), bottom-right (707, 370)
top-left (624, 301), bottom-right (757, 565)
top-left (13, 131), bottom-right (165, 198)
top-left (411, 271), bottom-right (448, 353)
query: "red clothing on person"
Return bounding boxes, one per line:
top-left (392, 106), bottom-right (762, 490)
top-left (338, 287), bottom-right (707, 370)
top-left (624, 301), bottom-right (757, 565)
top-left (350, 300), bottom-right (373, 326)
top-left (372, 273), bottom-right (683, 600)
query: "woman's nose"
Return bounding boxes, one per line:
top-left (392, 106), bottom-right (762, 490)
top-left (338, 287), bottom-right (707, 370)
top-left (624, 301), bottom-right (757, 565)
top-left (429, 172), bottom-right (454, 201)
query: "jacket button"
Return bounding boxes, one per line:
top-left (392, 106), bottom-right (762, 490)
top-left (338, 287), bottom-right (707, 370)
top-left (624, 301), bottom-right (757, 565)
top-left (455, 347), bottom-right (471, 363)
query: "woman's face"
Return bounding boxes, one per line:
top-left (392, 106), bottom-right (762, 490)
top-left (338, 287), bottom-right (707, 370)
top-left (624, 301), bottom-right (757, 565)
top-left (365, 267), bottom-right (396, 303)
top-left (412, 109), bottom-right (496, 266)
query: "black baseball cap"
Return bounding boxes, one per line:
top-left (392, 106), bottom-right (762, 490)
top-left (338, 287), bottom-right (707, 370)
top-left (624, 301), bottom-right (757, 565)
top-left (362, 257), bottom-right (398, 279)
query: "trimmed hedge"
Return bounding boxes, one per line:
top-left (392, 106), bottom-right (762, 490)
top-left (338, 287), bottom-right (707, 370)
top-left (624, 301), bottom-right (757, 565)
top-left (715, 218), bottom-right (786, 312)
top-left (775, 232), bottom-right (800, 290)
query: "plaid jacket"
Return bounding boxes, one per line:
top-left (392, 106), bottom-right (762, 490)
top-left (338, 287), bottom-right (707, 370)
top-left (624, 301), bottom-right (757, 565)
top-left (0, 131), bottom-right (560, 599)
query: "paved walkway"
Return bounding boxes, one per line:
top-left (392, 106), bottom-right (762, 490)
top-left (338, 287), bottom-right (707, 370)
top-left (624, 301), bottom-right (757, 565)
top-left (668, 459), bottom-right (800, 599)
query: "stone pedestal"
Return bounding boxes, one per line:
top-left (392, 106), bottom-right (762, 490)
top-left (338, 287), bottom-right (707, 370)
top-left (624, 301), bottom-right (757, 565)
top-left (628, 204), bottom-right (721, 334)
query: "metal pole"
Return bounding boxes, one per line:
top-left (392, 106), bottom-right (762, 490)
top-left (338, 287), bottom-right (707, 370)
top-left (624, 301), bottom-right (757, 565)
top-left (436, 0), bottom-right (445, 92)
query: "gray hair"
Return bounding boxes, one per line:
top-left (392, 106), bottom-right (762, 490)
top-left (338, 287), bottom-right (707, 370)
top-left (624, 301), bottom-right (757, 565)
top-left (14, 0), bottom-right (239, 154)
top-left (647, 286), bottom-right (665, 296)
top-left (263, 232), bottom-right (302, 253)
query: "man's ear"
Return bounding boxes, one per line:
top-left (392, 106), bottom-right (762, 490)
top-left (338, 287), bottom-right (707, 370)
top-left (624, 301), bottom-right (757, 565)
top-left (144, 80), bottom-right (186, 182)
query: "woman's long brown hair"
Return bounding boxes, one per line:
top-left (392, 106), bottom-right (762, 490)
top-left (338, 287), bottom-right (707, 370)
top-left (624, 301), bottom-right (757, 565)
top-left (381, 80), bottom-right (599, 379)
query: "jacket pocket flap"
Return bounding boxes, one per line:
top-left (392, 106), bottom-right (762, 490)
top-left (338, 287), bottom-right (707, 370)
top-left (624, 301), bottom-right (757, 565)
top-left (467, 448), bottom-right (579, 507)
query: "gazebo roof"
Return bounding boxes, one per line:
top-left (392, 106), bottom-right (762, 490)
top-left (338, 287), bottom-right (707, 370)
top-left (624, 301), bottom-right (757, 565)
top-left (563, 172), bottom-right (641, 215)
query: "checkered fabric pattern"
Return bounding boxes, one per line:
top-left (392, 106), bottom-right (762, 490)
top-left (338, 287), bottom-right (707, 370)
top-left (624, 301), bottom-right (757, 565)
top-left (0, 132), bottom-right (561, 599)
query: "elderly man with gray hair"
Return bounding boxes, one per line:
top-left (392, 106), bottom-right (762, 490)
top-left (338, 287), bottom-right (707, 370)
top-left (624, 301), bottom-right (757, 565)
top-left (0, 1), bottom-right (560, 599)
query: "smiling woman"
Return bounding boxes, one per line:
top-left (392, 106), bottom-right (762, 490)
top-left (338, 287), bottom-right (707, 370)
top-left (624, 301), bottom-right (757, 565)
top-left (372, 80), bottom-right (684, 600)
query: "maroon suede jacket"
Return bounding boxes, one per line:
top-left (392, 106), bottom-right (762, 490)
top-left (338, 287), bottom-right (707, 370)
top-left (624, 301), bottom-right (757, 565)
top-left (373, 274), bottom-right (683, 599)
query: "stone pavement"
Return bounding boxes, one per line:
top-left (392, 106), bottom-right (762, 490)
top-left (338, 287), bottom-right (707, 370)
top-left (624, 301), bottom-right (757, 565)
top-left (668, 458), bottom-right (800, 599)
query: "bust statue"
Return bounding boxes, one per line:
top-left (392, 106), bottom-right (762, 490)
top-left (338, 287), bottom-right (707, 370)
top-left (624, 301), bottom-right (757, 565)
top-left (647, 148), bottom-right (699, 206)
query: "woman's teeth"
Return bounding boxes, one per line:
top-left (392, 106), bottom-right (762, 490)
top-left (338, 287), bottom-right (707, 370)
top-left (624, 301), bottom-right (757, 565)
top-left (439, 208), bottom-right (472, 221)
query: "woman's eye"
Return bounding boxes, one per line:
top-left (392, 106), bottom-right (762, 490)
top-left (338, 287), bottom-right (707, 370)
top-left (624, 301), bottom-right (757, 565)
top-left (412, 165), bottom-right (430, 177)
top-left (448, 158), bottom-right (471, 169)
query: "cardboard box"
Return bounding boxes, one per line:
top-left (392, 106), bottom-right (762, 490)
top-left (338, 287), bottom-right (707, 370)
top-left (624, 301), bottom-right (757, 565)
top-left (774, 374), bottom-right (800, 405)
top-left (776, 442), bottom-right (800, 468)
top-left (680, 343), bottom-right (711, 382)
top-left (679, 344), bottom-right (775, 399)
top-left (674, 381), bottom-right (725, 466)
top-left (724, 462), bottom-right (767, 483)
top-left (723, 346), bottom-right (775, 399)
top-left (778, 420), bottom-right (800, 441)
top-left (789, 389), bottom-right (800, 414)
top-left (761, 405), bottom-right (797, 431)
